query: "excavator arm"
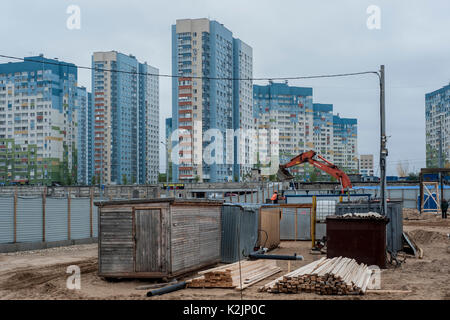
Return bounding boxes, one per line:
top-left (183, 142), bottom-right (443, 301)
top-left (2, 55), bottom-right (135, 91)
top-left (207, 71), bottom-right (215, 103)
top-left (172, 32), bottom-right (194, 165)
top-left (277, 150), bottom-right (352, 192)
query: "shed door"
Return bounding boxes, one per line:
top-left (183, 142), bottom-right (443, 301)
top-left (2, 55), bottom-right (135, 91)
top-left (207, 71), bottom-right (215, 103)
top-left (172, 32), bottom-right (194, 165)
top-left (134, 209), bottom-right (165, 273)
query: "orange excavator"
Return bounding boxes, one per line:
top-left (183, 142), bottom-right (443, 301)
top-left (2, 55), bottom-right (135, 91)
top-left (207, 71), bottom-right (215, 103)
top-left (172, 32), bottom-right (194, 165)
top-left (277, 150), bottom-right (352, 193)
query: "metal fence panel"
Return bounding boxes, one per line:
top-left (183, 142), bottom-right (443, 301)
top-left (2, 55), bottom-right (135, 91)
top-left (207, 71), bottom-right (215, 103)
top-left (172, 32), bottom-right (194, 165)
top-left (280, 207), bottom-right (311, 240)
top-left (0, 197), bottom-right (14, 243)
top-left (70, 198), bottom-right (91, 240)
top-left (221, 204), bottom-right (259, 263)
top-left (280, 207), bottom-right (296, 240)
top-left (93, 199), bottom-right (100, 237)
top-left (335, 202), bottom-right (403, 254)
top-left (45, 198), bottom-right (68, 242)
top-left (316, 222), bottom-right (327, 240)
top-left (316, 200), bottom-right (336, 221)
top-left (17, 197), bottom-right (43, 242)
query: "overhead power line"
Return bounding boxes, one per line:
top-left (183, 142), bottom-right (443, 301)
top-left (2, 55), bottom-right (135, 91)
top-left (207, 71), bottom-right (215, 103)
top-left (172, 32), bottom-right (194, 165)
top-left (0, 53), bottom-right (379, 81)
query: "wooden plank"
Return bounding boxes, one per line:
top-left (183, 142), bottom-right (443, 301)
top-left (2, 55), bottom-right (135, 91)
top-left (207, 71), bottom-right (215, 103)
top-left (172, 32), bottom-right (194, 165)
top-left (366, 289), bottom-right (412, 294)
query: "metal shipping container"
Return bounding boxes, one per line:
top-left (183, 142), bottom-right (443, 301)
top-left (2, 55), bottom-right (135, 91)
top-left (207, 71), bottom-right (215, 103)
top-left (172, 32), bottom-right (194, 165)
top-left (326, 216), bottom-right (388, 268)
top-left (95, 198), bottom-right (223, 279)
top-left (221, 204), bottom-right (259, 263)
top-left (335, 201), bottom-right (403, 254)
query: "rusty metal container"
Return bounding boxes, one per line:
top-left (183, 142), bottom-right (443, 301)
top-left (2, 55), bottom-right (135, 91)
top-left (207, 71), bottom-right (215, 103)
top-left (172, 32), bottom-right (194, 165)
top-left (326, 215), bottom-right (388, 268)
top-left (335, 201), bottom-right (403, 255)
top-left (95, 198), bottom-right (223, 279)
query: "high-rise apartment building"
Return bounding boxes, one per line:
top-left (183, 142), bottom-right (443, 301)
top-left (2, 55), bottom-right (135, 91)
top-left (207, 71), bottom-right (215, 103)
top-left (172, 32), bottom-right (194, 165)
top-left (425, 83), bottom-right (450, 167)
top-left (359, 154), bottom-right (374, 176)
top-left (92, 51), bottom-right (159, 185)
top-left (76, 86), bottom-right (93, 185)
top-left (333, 114), bottom-right (358, 172)
top-left (254, 82), bottom-right (358, 176)
top-left (0, 55), bottom-right (78, 185)
top-left (312, 103), bottom-right (334, 158)
top-left (171, 18), bottom-right (253, 182)
top-left (253, 82), bottom-right (313, 176)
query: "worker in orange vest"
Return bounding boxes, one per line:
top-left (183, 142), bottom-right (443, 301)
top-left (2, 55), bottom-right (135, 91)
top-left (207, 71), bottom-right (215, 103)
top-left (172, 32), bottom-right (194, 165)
top-left (271, 191), bottom-right (279, 204)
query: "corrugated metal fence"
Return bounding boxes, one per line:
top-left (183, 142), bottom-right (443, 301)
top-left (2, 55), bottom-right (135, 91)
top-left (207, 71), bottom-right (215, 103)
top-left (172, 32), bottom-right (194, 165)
top-left (0, 190), bottom-right (99, 245)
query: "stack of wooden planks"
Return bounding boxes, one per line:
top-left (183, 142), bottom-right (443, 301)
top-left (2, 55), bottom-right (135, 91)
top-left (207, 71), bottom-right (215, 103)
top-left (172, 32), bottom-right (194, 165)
top-left (187, 260), bottom-right (282, 291)
top-left (259, 257), bottom-right (375, 295)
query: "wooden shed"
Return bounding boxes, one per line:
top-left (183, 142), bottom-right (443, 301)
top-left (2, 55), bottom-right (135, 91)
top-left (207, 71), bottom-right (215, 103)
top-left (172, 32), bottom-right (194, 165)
top-left (95, 198), bottom-right (223, 279)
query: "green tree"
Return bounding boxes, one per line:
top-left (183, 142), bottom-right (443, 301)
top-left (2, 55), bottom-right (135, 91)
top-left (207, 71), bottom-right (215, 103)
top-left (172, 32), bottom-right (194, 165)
top-left (194, 175), bottom-right (200, 183)
top-left (122, 174), bottom-right (128, 185)
top-left (158, 173), bottom-right (167, 182)
top-left (407, 172), bottom-right (419, 181)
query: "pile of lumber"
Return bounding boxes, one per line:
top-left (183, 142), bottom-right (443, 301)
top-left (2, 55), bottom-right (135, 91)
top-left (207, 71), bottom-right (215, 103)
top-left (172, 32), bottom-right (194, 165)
top-left (187, 260), bottom-right (281, 291)
top-left (260, 257), bottom-right (375, 295)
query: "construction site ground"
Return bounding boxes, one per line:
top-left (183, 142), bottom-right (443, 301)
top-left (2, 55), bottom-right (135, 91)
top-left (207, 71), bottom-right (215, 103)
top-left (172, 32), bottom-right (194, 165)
top-left (0, 209), bottom-right (449, 300)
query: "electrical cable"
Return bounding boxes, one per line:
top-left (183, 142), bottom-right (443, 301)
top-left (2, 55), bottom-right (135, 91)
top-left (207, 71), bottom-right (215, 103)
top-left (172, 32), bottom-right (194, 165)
top-left (0, 53), bottom-right (380, 81)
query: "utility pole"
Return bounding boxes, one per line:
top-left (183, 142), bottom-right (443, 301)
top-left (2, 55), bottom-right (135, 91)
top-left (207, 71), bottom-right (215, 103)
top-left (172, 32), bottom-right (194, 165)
top-left (439, 114), bottom-right (444, 206)
top-left (379, 65), bottom-right (388, 216)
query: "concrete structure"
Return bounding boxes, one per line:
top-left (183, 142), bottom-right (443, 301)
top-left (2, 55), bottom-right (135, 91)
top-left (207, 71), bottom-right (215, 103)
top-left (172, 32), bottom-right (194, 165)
top-left (0, 55), bottom-right (78, 185)
top-left (92, 51), bottom-right (159, 185)
top-left (171, 18), bottom-right (253, 183)
top-left (76, 87), bottom-right (93, 185)
top-left (333, 114), bottom-right (358, 172)
top-left (425, 83), bottom-right (450, 167)
top-left (359, 154), bottom-right (374, 176)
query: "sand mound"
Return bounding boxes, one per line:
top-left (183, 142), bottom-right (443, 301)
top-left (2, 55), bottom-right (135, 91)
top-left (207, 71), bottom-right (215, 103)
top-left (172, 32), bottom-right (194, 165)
top-left (408, 229), bottom-right (448, 245)
top-left (403, 208), bottom-right (439, 220)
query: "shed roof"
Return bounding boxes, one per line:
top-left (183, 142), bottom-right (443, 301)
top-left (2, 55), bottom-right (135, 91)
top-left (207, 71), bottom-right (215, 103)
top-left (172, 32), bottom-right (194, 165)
top-left (94, 198), bottom-right (224, 207)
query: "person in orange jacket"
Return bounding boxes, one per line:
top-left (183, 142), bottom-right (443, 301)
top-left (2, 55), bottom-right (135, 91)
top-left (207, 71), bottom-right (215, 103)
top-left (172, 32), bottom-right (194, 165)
top-left (271, 191), bottom-right (278, 204)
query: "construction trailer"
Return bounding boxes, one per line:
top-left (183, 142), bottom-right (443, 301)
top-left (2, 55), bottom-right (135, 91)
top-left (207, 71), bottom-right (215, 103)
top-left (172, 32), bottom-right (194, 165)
top-left (95, 198), bottom-right (223, 279)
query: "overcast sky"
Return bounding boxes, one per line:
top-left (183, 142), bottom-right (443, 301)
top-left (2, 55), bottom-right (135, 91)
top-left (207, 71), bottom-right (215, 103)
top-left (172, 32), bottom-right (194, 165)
top-left (1, 0), bottom-right (449, 175)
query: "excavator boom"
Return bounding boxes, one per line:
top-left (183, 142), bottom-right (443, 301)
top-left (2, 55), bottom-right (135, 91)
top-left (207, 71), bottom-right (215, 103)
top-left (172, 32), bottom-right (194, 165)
top-left (277, 150), bottom-right (352, 191)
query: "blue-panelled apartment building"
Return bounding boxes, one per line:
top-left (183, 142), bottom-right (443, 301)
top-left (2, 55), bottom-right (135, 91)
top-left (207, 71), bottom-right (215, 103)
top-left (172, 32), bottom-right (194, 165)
top-left (171, 18), bottom-right (253, 182)
top-left (91, 51), bottom-right (159, 185)
top-left (253, 81), bottom-right (358, 176)
top-left (76, 86), bottom-right (93, 185)
top-left (425, 83), bottom-right (450, 167)
top-left (0, 55), bottom-right (79, 185)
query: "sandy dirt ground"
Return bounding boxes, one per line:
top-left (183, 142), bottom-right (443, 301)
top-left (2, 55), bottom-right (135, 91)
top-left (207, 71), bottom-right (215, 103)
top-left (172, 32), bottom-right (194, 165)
top-left (0, 210), bottom-right (449, 300)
